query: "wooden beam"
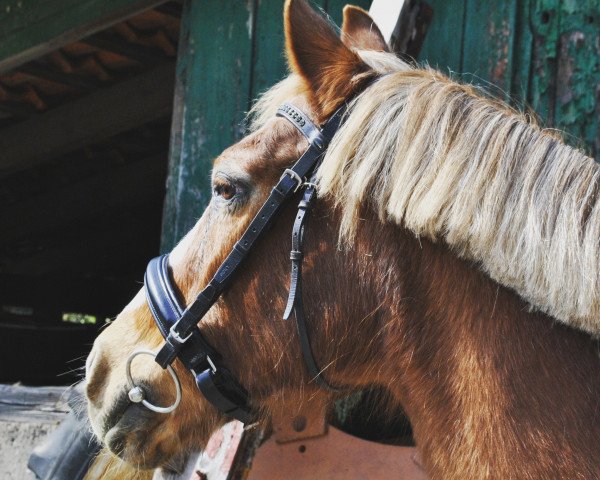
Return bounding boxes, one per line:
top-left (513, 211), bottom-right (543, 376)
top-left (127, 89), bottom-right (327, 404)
top-left (0, 385), bottom-right (69, 423)
top-left (0, 62), bottom-right (175, 175)
top-left (160, 0), bottom-right (254, 251)
top-left (19, 62), bottom-right (100, 91)
top-left (0, 0), bottom-right (169, 74)
top-left (83, 32), bottom-right (168, 65)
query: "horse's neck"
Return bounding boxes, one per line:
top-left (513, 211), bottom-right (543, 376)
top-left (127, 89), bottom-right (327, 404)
top-left (383, 231), bottom-right (600, 478)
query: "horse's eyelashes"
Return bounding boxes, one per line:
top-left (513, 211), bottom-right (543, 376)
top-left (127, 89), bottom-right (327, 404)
top-left (213, 182), bottom-right (237, 201)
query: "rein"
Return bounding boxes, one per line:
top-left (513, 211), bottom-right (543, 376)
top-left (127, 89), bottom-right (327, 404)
top-left (126, 101), bottom-right (348, 423)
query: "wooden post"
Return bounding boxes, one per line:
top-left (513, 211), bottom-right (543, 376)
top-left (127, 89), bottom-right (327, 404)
top-left (160, 0), bottom-right (254, 251)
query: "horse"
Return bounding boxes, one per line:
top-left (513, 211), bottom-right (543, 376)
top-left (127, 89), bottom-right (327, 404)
top-left (85, 0), bottom-right (600, 478)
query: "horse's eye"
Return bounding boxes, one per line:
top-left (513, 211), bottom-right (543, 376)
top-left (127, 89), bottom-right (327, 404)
top-left (214, 182), bottom-right (237, 201)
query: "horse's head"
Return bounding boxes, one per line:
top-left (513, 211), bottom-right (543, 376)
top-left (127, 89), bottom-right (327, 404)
top-left (85, 0), bottom-right (391, 468)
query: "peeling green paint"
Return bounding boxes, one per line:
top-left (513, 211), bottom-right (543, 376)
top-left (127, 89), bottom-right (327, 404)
top-left (554, 1), bottom-right (600, 157)
top-left (420, 0), bottom-right (599, 160)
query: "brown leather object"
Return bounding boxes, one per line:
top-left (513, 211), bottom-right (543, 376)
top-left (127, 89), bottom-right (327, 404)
top-left (248, 426), bottom-right (428, 480)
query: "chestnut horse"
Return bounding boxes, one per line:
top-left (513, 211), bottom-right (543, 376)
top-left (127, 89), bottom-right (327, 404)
top-left (85, 1), bottom-right (600, 478)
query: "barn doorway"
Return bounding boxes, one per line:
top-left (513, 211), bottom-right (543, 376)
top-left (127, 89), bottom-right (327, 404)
top-left (0, 2), bottom-right (182, 385)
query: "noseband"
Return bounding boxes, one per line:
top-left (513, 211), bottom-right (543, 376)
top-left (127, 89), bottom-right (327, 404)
top-left (126, 101), bottom-right (348, 423)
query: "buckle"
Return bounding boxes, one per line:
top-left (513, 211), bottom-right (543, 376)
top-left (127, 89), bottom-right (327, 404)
top-left (280, 168), bottom-right (304, 193)
top-left (168, 323), bottom-right (193, 344)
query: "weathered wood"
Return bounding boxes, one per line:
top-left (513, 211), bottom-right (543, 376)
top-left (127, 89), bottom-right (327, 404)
top-left (83, 31), bottom-right (169, 65)
top-left (553, 0), bottom-right (600, 159)
top-left (461, 0), bottom-right (518, 99)
top-left (0, 63), bottom-right (174, 175)
top-left (0, 384), bottom-right (70, 423)
top-left (510, 0), bottom-right (534, 103)
top-left (530, 0), bottom-right (561, 125)
top-left (0, 153), bottom-right (167, 244)
top-left (18, 62), bottom-right (100, 91)
top-left (418, 0), bottom-right (466, 73)
top-left (250, 0), bottom-right (288, 101)
top-left (418, 0), bottom-right (599, 163)
top-left (0, 0), bottom-right (169, 74)
top-left (161, 0), bottom-right (254, 251)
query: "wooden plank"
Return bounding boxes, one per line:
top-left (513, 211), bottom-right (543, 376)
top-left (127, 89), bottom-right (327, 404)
top-left (529, 0), bottom-right (561, 125)
top-left (460, 0), bottom-right (518, 99)
top-left (83, 31), bottom-right (169, 65)
top-left (161, 0), bottom-right (254, 251)
top-left (0, 63), bottom-right (175, 175)
top-left (0, 0), bottom-right (168, 74)
top-left (418, 0), bottom-right (466, 72)
top-left (553, 0), bottom-right (600, 159)
top-left (18, 62), bottom-right (100, 91)
top-left (0, 384), bottom-right (69, 423)
top-left (0, 153), bottom-right (167, 245)
top-left (510, 0), bottom-right (534, 104)
top-left (250, 0), bottom-right (288, 101)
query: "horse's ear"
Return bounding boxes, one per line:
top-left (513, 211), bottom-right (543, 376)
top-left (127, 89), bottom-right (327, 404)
top-left (284, 0), bottom-right (370, 120)
top-left (341, 5), bottom-right (389, 52)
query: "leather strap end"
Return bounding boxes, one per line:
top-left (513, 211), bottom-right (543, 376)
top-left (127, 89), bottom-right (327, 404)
top-left (155, 340), bottom-right (179, 369)
top-left (283, 295), bottom-right (295, 320)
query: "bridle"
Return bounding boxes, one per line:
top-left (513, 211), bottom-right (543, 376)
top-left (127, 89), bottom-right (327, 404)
top-left (126, 100), bottom-right (350, 423)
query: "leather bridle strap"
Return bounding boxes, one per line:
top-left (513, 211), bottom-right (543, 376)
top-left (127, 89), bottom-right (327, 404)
top-left (143, 101), bottom-right (351, 423)
top-left (145, 255), bottom-right (253, 422)
top-left (282, 176), bottom-right (346, 392)
top-left (154, 103), bottom-right (344, 369)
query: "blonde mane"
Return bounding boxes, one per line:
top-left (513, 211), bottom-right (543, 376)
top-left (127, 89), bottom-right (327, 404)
top-left (252, 50), bottom-right (600, 335)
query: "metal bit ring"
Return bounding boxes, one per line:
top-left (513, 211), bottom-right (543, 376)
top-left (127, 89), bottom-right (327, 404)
top-left (125, 349), bottom-right (182, 414)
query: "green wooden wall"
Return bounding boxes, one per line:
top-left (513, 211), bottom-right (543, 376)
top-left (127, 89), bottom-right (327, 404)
top-left (420, 0), bottom-right (600, 159)
top-left (161, 0), bottom-right (371, 251)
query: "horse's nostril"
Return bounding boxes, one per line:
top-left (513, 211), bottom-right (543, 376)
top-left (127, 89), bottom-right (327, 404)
top-left (85, 348), bottom-right (110, 406)
top-left (85, 349), bottom-right (97, 378)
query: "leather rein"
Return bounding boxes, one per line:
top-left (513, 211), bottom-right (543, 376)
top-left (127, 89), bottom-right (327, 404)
top-left (126, 101), bottom-right (348, 423)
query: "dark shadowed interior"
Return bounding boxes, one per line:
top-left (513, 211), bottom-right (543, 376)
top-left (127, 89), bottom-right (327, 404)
top-left (0, 2), bottom-right (181, 385)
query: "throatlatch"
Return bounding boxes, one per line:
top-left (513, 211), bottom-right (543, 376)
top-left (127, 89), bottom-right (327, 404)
top-left (126, 101), bottom-right (349, 422)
